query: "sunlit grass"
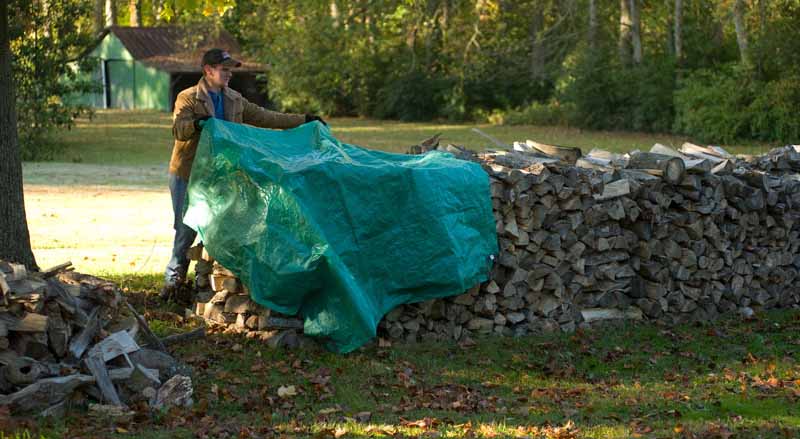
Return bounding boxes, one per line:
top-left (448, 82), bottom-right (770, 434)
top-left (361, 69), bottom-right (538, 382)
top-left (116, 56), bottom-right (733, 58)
top-left (43, 110), bottom-right (776, 171)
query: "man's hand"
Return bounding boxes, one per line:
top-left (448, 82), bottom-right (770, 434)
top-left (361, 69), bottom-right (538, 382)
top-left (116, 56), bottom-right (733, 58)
top-left (194, 116), bottom-right (211, 132)
top-left (305, 114), bottom-right (327, 126)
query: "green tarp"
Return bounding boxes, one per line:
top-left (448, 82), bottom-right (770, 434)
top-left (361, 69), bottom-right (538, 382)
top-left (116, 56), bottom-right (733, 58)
top-left (183, 119), bottom-right (498, 353)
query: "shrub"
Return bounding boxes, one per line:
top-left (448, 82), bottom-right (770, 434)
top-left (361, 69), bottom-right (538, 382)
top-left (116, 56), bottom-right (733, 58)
top-left (674, 66), bottom-right (800, 144)
top-left (497, 100), bottom-right (571, 126)
top-left (560, 50), bottom-right (676, 133)
top-left (373, 70), bottom-right (456, 121)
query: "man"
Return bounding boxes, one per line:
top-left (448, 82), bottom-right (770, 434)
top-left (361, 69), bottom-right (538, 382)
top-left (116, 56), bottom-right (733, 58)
top-left (162, 48), bottom-right (325, 301)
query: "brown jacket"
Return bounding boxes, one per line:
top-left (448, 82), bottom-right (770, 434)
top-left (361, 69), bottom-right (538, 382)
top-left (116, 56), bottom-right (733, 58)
top-left (169, 77), bottom-right (306, 178)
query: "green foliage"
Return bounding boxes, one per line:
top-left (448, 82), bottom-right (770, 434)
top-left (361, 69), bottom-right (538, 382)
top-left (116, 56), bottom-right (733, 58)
top-left (10, 0), bottom-right (98, 160)
top-left (675, 67), bottom-right (800, 144)
top-left (374, 69), bottom-right (455, 121)
top-left (494, 100), bottom-right (570, 126)
top-left (560, 50), bottom-right (676, 133)
top-left (673, 67), bottom-right (751, 143)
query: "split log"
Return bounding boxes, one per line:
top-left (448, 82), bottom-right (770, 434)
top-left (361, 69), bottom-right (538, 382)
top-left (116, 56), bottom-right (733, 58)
top-left (68, 307), bottom-right (100, 362)
top-left (85, 352), bottom-right (123, 406)
top-left (41, 261), bottom-right (73, 279)
top-left (626, 151), bottom-right (686, 184)
top-left (156, 327), bottom-right (206, 348)
top-left (524, 140), bottom-right (582, 164)
top-left (0, 374), bottom-right (95, 415)
top-left (124, 301), bottom-right (166, 352)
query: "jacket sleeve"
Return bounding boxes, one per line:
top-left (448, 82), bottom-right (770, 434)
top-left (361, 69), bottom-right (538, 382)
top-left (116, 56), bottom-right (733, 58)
top-left (242, 99), bottom-right (306, 130)
top-left (172, 92), bottom-right (198, 141)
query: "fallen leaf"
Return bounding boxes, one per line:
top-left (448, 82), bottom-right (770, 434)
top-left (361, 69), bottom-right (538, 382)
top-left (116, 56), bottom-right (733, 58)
top-left (277, 385), bottom-right (297, 398)
top-left (318, 407), bottom-right (341, 415)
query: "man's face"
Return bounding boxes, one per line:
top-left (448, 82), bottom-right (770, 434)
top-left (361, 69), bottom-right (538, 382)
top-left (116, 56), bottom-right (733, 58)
top-left (204, 64), bottom-right (232, 89)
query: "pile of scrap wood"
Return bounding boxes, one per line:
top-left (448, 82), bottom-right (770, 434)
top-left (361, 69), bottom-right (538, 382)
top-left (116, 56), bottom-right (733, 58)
top-left (187, 250), bottom-right (307, 349)
top-left (375, 139), bottom-right (800, 343)
top-left (0, 260), bottom-right (198, 417)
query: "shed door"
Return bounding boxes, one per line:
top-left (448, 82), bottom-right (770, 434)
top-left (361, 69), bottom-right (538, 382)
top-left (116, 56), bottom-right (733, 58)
top-left (107, 60), bottom-right (134, 109)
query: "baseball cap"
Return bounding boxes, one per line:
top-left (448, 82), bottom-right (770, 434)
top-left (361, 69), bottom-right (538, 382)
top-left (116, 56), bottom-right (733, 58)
top-left (201, 48), bottom-right (242, 68)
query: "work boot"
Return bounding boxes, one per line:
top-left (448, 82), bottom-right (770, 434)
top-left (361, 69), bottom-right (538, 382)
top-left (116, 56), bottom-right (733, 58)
top-left (174, 284), bottom-right (195, 307)
top-left (160, 273), bottom-right (185, 302)
top-left (159, 283), bottom-right (180, 301)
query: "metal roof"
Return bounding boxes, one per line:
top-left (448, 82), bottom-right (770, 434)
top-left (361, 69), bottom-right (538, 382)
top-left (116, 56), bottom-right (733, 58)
top-left (98, 26), bottom-right (267, 73)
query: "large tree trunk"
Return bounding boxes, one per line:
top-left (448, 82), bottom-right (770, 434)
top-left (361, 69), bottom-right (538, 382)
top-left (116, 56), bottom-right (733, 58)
top-left (674, 0), bottom-right (683, 63)
top-left (630, 0), bottom-right (642, 64)
top-left (618, 0), bottom-right (632, 65)
top-left (128, 0), bottom-right (140, 26)
top-left (732, 0), bottom-right (751, 67)
top-left (105, 0), bottom-right (117, 27)
top-left (93, 0), bottom-right (105, 33)
top-left (0, 0), bottom-right (38, 270)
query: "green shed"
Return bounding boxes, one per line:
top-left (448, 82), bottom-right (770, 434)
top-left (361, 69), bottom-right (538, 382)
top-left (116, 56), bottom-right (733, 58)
top-left (76, 26), bottom-right (269, 112)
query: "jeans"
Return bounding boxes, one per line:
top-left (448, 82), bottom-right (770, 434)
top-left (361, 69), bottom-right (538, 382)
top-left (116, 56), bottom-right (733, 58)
top-left (164, 174), bottom-right (198, 285)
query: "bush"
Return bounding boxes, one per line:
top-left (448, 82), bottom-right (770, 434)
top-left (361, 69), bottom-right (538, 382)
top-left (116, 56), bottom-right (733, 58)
top-left (673, 67), bottom-right (754, 143)
top-left (674, 66), bottom-right (800, 143)
top-left (495, 100), bottom-right (571, 126)
top-left (373, 70), bottom-right (456, 121)
top-left (749, 75), bottom-right (800, 142)
top-left (560, 50), bottom-right (676, 133)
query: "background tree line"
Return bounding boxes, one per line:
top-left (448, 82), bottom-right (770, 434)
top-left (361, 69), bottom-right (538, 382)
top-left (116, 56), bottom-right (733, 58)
top-left (229, 0), bottom-right (799, 144)
top-left (10, 0), bottom-right (800, 161)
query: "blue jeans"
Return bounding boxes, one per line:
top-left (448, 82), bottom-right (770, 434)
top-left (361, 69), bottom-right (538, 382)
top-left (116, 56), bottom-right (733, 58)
top-left (164, 174), bottom-right (198, 285)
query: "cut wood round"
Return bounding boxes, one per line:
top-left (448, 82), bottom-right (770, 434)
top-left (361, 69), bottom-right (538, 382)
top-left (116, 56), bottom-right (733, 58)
top-left (4, 357), bottom-right (43, 385)
top-left (626, 151), bottom-right (686, 185)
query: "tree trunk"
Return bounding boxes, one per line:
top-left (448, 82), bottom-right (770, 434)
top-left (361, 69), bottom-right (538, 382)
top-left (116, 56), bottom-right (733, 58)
top-left (128, 0), bottom-right (139, 26)
top-left (759, 0), bottom-right (768, 33)
top-left (619, 0), bottom-right (632, 65)
top-left (630, 0), bottom-right (642, 64)
top-left (673, 0), bottom-right (683, 63)
top-left (588, 0), bottom-right (597, 45)
top-left (529, 7), bottom-right (546, 80)
top-left (732, 0), bottom-right (751, 67)
top-left (0, 0), bottom-right (38, 271)
top-left (105, 0), bottom-right (117, 27)
top-left (93, 0), bottom-right (105, 33)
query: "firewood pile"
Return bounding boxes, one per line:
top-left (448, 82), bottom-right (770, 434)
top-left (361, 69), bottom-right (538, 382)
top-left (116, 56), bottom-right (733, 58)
top-left (376, 140), bottom-right (800, 343)
top-left (193, 138), bottom-right (800, 347)
top-left (189, 251), bottom-right (308, 349)
top-left (0, 260), bottom-right (195, 417)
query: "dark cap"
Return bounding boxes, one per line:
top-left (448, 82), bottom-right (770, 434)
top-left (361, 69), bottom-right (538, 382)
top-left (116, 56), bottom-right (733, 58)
top-left (201, 48), bottom-right (242, 68)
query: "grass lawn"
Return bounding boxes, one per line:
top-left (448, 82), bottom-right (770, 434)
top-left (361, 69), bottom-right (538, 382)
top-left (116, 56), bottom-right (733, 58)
top-left (10, 304), bottom-right (800, 438)
top-left (46, 110), bottom-right (773, 168)
top-left (13, 110), bottom-right (800, 438)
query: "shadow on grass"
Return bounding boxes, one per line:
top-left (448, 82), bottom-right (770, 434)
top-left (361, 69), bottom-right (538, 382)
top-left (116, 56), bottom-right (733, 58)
top-left (27, 269), bottom-right (800, 438)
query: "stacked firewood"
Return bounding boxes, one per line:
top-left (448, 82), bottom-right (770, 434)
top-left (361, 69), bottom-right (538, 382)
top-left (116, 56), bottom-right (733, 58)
top-left (190, 254), bottom-right (307, 349)
top-left (193, 139), bottom-right (800, 346)
top-left (376, 140), bottom-right (800, 343)
top-left (0, 260), bottom-right (194, 416)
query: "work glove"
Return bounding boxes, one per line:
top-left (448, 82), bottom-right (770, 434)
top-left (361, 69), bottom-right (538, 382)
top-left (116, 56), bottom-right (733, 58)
top-left (194, 115), bottom-right (211, 132)
top-left (305, 114), bottom-right (327, 126)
